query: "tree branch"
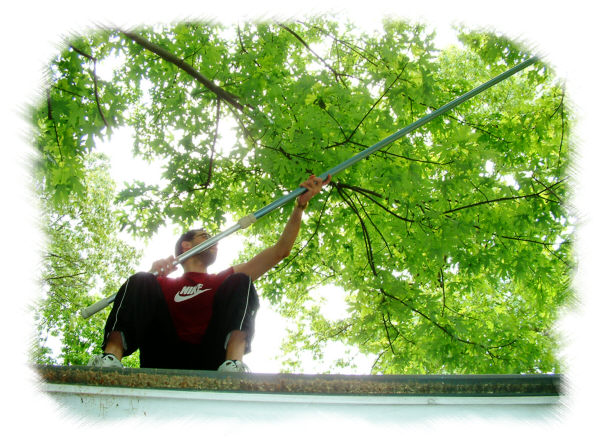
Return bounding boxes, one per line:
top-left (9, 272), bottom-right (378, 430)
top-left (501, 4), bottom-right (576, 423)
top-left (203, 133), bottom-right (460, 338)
top-left (381, 313), bottom-right (397, 355)
top-left (51, 85), bottom-right (85, 98)
top-left (321, 70), bottom-right (406, 152)
top-left (556, 90), bottom-right (566, 169)
top-left (381, 91), bottom-right (512, 149)
top-left (439, 267), bottom-right (446, 317)
top-left (531, 175), bottom-right (563, 204)
top-left (70, 45), bottom-right (110, 128)
top-left (278, 23), bottom-right (347, 86)
top-left (380, 288), bottom-right (484, 349)
top-left (498, 235), bottom-right (554, 247)
top-left (352, 191), bottom-right (395, 259)
top-left (120, 30), bottom-right (245, 111)
top-left (236, 24), bottom-right (248, 54)
top-left (259, 141), bottom-right (314, 162)
top-left (44, 271), bottom-right (86, 281)
top-left (46, 91), bottom-right (62, 160)
top-left (200, 98), bottom-right (220, 189)
top-left (336, 185), bottom-right (377, 275)
top-left (334, 182), bottom-right (383, 198)
top-left (346, 74), bottom-right (402, 142)
top-left (443, 180), bottom-right (564, 215)
top-left (299, 21), bottom-right (381, 68)
top-left (335, 182), bottom-right (415, 223)
top-left (326, 138), bottom-right (452, 166)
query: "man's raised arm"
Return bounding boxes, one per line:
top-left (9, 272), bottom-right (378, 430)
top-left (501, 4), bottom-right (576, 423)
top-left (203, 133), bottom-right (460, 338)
top-left (233, 174), bottom-right (331, 281)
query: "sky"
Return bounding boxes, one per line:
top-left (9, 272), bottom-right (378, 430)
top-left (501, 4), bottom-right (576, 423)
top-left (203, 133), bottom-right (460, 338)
top-left (2, 0), bottom-right (597, 439)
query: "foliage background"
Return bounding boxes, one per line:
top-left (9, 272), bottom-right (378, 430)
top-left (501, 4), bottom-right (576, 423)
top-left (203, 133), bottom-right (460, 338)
top-left (26, 14), bottom-right (575, 376)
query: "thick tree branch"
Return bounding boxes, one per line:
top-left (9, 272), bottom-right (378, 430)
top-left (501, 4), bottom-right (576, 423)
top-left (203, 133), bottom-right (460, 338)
top-left (336, 185), bottom-right (377, 275)
top-left (121, 30), bottom-right (245, 111)
top-left (335, 182), bottom-right (415, 224)
top-left (334, 182), bottom-right (383, 199)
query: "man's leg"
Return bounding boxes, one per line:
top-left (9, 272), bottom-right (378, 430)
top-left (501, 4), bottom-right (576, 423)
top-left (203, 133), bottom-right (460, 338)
top-left (225, 330), bottom-right (248, 362)
top-left (201, 273), bottom-right (259, 371)
top-left (104, 331), bottom-right (124, 360)
top-left (91, 272), bottom-right (175, 368)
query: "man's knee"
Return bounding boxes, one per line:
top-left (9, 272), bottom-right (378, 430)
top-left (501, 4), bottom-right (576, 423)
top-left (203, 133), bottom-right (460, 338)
top-left (226, 272), bottom-right (252, 286)
top-left (217, 272), bottom-right (259, 311)
top-left (220, 272), bottom-right (256, 297)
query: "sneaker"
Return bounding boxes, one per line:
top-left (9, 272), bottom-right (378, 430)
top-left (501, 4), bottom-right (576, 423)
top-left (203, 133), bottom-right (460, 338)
top-left (217, 360), bottom-right (250, 373)
top-left (88, 353), bottom-right (124, 368)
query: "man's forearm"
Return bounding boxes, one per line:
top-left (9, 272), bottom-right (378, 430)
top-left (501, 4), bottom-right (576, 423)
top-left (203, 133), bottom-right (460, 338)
top-left (274, 204), bottom-right (305, 259)
top-left (232, 175), bottom-right (328, 281)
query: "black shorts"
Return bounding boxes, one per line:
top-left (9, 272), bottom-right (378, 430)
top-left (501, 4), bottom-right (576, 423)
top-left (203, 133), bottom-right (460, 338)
top-left (102, 272), bottom-right (259, 370)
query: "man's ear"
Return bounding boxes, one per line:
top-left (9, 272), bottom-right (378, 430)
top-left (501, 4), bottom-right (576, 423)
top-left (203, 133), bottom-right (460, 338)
top-left (181, 240), bottom-right (192, 253)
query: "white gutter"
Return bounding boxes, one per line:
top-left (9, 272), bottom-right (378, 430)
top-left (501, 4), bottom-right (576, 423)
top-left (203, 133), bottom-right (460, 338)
top-left (37, 366), bottom-right (561, 422)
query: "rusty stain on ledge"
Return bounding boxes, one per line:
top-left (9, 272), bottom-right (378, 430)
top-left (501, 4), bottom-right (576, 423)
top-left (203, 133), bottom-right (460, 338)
top-left (35, 365), bottom-right (561, 397)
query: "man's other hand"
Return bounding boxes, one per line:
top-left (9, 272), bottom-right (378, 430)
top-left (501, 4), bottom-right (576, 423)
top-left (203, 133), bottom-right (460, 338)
top-left (150, 256), bottom-right (176, 277)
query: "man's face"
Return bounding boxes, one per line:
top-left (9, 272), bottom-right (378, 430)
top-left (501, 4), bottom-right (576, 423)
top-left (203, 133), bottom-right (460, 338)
top-left (187, 230), bottom-right (218, 265)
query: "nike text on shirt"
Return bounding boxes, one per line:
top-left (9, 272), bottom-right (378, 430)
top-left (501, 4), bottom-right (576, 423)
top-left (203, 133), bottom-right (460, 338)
top-left (174, 284), bottom-right (211, 302)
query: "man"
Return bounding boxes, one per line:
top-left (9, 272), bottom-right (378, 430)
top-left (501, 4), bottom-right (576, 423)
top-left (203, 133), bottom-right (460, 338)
top-left (88, 174), bottom-right (331, 372)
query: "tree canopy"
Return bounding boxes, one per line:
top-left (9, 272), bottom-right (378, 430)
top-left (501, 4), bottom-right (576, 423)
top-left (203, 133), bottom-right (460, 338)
top-left (31, 17), bottom-right (573, 374)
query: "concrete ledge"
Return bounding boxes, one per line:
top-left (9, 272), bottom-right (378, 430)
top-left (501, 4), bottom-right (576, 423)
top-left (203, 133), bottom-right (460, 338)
top-left (35, 365), bottom-right (561, 397)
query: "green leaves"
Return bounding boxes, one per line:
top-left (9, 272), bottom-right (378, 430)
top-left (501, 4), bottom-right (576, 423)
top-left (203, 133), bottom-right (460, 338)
top-left (32, 154), bottom-right (141, 366)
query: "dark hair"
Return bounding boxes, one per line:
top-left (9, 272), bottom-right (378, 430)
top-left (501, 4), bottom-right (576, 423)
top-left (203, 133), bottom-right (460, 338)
top-left (175, 229), bottom-right (207, 256)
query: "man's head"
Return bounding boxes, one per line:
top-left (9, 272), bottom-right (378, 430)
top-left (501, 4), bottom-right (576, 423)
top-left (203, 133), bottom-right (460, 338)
top-left (175, 228), bottom-right (217, 268)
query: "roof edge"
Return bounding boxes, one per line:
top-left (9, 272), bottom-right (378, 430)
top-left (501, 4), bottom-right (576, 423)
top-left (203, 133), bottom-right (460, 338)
top-left (35, 365), bottom-right (561, 397)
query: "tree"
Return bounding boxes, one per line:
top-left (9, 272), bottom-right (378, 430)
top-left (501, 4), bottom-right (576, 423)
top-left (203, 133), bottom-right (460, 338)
top-left (31, 154), bottom-right (140, 367)
top-left (31, 17), bottom-right (573, 374)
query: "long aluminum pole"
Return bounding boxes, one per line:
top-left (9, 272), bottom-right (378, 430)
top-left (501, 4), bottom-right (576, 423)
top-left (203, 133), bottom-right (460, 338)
top-left (81, 57), bottom-right (538, 319)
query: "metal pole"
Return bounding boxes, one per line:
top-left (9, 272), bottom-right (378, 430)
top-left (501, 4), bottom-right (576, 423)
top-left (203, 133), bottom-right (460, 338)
top-left (81, 57), bottom-right (538, 319)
